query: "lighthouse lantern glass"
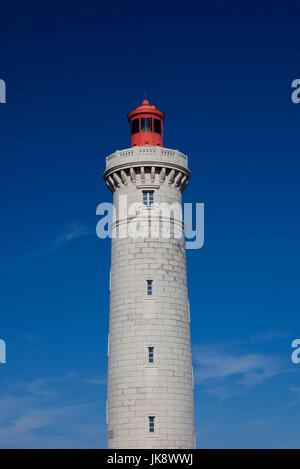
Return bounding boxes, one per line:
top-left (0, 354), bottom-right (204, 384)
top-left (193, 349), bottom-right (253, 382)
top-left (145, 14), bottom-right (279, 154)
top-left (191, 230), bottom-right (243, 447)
top-left (154, 119), bottom-right (161, 134)
top-left (141, 117), bottom-right (152, 132)
top-left (131, 118), bottom-right (139, 134)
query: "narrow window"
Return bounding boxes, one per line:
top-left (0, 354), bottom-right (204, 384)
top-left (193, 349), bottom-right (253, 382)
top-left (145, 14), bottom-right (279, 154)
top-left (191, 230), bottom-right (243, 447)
top-left (148, 346), bottom-right (154, 363)
top-left (149, 416), bottom-right (155, 433)
top-left (146, 280), bottom-right (153, 296)
top-left (143, 191), bottom-right (154, 206)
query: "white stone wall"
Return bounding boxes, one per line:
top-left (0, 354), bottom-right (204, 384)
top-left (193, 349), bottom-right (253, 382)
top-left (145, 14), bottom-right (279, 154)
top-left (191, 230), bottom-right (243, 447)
top-left (105, 146), bottom-right (194, 449)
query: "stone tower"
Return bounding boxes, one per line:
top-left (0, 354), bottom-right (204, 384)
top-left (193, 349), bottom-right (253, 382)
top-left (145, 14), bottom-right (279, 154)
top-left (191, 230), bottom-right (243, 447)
top-left (103, 99), bottom-right (195, 449)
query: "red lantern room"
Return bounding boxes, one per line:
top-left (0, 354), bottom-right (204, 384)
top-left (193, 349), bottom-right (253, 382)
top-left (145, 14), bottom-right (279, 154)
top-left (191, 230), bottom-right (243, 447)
top-left (127, 99), bottom-right (165, 147)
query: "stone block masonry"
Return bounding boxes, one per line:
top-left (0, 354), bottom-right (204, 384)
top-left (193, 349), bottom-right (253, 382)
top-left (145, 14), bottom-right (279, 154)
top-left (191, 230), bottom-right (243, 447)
top-left (104, 146), bottom-right (195, 449)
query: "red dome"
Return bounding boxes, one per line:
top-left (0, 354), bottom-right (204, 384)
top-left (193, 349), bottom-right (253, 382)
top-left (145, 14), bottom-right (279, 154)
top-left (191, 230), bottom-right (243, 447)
top-left (127, 99), bottom-right (165, 147)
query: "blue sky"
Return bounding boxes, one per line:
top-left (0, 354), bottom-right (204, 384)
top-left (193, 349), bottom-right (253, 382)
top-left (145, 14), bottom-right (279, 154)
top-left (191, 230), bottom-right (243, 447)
top-left (0, 0), bottom-right (300, 448)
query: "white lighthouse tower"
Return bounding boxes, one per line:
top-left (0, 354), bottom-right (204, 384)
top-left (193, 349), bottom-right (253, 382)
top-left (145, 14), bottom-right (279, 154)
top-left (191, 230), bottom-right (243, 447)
top-left (103, 99), bottom-right (195, 449)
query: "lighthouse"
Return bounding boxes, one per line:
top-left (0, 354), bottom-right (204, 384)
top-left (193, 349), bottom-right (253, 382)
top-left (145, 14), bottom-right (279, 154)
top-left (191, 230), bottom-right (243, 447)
top-left (103, 99), bottom-right (195, 449)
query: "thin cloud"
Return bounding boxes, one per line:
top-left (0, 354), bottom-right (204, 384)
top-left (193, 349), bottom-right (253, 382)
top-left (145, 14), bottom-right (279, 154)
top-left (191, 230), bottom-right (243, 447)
top-left (0, 398), bottom-right (101, 448)
top-left (54, 223), bottom-right (93, 248)
top-left (0, 375), bottom-right (106, 448)
top-left (247, 330), bottom-right (291, 343)
top-left (83, 377), bottom-right (106, 386)
top-left (26, 378), bottom-right (58, 399)
top-left (271, 387), bottom-right (300, 413)
top-left (290, 387), bottom-right (300, 394)
top-left (194, 344), bottom-right (286, 400)
top-left (0, 222), bottom-right (94, 268)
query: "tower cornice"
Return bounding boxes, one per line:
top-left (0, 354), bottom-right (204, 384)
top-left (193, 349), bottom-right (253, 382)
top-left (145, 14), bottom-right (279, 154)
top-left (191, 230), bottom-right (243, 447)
top-left (103, 146), bottom-right (191, 192)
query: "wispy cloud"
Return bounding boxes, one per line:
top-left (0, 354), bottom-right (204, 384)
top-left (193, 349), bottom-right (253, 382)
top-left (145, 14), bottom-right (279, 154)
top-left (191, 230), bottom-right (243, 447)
top-left (290, 387), bottom-right (300, 394)
top-left (194, 341), bottom-right (287, 400)
top-left (0, 397), bottom-right (101, 448)
top-left (247, 330), bottom-right (291, 343)
top-left (0, 222), bottom-right (94, 268)
top-left (25, 373), bottom-right (76, 399)
top-left (38, 222), bottom-right (94, 258)
top-left (0, 374), bottom-right (106, 448)
top-left (270, 386), bottom-right (300, 413)
top-left (54, 223), bottom-right (93, 248)
top-left (83, 377), bottom-right (106, 386)
top-left (26, 378), bottom-right (59, 399)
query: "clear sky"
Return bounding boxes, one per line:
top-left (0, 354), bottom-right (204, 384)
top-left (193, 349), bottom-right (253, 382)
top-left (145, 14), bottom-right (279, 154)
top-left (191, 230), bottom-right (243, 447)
top-left (0, 0), bottom-right (299, 448)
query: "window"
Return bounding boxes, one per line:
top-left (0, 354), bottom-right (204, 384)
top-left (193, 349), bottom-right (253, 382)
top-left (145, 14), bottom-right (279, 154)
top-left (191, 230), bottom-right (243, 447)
top-left (154, 118), bottom-right (161, 134)
top-left (143, 191), bottom-right (154, 206)
top-left (141, 117), bottom-right (152, 132)
top-left (146, 280), bottom-right (153, 296)
top-left (131, 118), bottom-right (139, 134)
top-left (149, 416), bottom-right (155, 433)
top-left (148, 347), bottom-right (154, 363)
